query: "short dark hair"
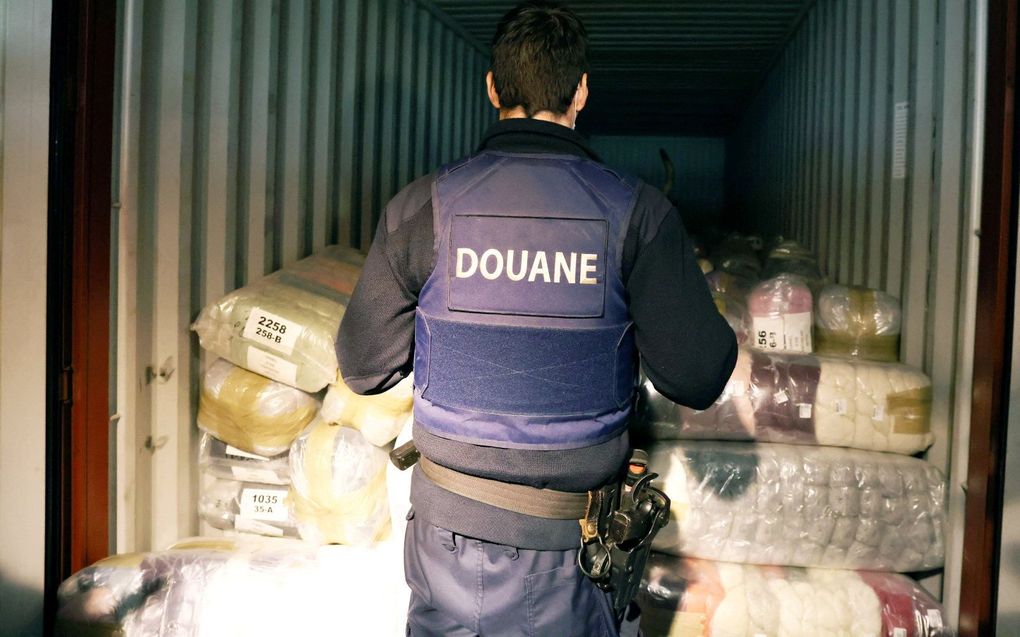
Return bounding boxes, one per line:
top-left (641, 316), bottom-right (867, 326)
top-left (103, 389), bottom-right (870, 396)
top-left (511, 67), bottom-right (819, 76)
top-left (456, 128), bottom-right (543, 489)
top-left (490, 2), bottom-right (589, 117)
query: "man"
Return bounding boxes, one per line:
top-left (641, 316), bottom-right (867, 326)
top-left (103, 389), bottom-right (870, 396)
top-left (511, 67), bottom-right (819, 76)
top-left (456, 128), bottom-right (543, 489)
top-left (338, 2), bottom-right (737, 635)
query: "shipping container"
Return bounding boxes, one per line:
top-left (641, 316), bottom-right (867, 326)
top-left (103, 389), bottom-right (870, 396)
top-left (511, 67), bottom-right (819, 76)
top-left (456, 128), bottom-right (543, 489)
top-left (1, 1), bottom-right (1018, 636)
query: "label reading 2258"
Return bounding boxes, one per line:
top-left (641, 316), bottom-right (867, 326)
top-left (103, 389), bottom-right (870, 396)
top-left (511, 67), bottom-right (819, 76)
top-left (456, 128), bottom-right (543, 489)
top-left (243, 308), bottom-right (300, 355)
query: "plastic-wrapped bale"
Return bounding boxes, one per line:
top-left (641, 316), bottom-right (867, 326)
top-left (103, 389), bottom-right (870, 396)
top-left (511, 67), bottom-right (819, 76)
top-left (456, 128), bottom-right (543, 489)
top-left (712, 234), bottom-right (762, 281)
top-left (197, 358), bottom-right (320, 457)
top-left (191, 246), bottom-right (363, 392)
top-left (289, 418), bottom-right (391, 545)
top-left (637, 553), bottom-right (952, 637)
top-left (648, 441), bottom-right (946, 571)
top-left (320, 375), bottom-right (414, 447)
top-left (55, 537), bottom-right (409, 637)
top-left (712, 292), bottom-right (750, 345)
top-left (199, 477), bottom-right (299, 538)
top-left (199, 433), bottom-right (290, 485)
top-left (706, 270), bottom-right (757, 300)
top-left (761, 240), bottom-right (825, 285)
top-left (815, 285), bottom-right (903, 363)
top-left (637, 349), bottom-right (934, 455)
top-left (747, 274), bottom-right (814, 353)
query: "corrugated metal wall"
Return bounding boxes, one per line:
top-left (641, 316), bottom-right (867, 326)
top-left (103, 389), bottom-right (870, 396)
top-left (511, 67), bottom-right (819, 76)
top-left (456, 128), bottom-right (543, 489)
top-left (726, 0), bottom-right (985, 624)
top-left (0, 2), bottom-right (52, 633)
top-left (113, 0), bottom-right (492, 553)
top-left (588, 135), bottom-right (726, 222)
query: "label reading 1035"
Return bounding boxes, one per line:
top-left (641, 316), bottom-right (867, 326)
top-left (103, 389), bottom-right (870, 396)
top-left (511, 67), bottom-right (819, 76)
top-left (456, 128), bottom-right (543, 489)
top-left (239, 487), bottom-right (289, 522)
top-left (243, 307), bottom-right (300, 355)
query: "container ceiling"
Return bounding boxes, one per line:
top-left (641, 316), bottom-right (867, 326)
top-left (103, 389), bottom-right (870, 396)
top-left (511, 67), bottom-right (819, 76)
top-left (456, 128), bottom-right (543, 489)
top-left (430, 0), bottom-right (815, 137)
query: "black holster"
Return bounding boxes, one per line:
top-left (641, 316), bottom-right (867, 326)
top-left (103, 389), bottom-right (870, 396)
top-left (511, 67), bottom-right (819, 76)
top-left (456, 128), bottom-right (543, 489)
top-left (577, 450), bottom-right (670, 619)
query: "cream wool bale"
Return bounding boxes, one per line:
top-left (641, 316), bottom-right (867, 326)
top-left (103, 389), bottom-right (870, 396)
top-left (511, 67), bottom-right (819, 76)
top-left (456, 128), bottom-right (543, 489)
top-left (288, 418), bottom-right (391, 545)
top-left (320, 375), bottom-right (414, 447)
top-left (197, 358), bottom-right (319, 457)
top-left (649, 441), bottom-right (946, 572)
top-left (813, 357), bottom-right (934, 455)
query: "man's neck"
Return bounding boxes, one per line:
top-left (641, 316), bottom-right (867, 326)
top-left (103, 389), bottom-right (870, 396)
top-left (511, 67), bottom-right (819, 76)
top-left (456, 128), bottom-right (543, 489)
top-left (499, 107), bottom-right (575, 129)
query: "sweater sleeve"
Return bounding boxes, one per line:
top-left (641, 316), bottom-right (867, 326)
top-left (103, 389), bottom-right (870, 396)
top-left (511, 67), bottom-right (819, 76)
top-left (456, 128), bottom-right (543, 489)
top-left (337, 175), bottom-right (435, 394)
top-left (625, 185), bottom-right (737, 409)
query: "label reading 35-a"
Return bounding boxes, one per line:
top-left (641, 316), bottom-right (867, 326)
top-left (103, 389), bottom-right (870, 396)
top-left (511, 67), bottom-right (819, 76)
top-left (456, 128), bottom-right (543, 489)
top-left (239, 487), bottom-right (289, 522)
top-left (243, 308), bottom-right (300, 355)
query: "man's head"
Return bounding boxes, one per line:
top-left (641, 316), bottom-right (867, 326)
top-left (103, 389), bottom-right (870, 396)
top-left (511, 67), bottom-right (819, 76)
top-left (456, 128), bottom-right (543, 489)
top-left (487, 1), bottom-right (589, 127)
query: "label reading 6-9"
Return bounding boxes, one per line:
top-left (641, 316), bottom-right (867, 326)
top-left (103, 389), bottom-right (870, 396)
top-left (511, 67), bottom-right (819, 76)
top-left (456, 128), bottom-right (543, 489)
top-left (239, 487), bottom-right (289, 522)
top-left (243, 308), bottom-right (300, 355)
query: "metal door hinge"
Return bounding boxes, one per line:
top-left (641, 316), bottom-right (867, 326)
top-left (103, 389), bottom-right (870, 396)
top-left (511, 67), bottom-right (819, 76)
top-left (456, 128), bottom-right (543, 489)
top-left (59, 367), bottom-right (73, 403)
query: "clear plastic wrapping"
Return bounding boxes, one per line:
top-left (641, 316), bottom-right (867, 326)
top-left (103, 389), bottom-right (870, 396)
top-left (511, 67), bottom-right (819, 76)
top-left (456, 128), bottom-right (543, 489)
top-left (288, 418), bottom-right (391, 545)
top-left (199, 433), bottom-right (290, 485)
top-left (637, 553), bottom-right (953, 637)
top-left (706, 271), bottom-right (757, 303)
top-left (637, 349), bottom-right (934, 455)
top-left (816, 285), bottom-right (903, 362)
top-left (712, 292), bottom-right (750, 345)
top-left (320, 375), bottom-right (414, 447)
top-left (191, 246), bottom-right (363, 392)
top-left (761, 240), bottom-right (825, 284)
top-left (55, 537), bottom-right (409, 636)
top-left (747, 275), bottom-right (814, 353)
top-left (649, 441), bottom-right (946, 572)
top-left (712, 234), bottom-right (763, 280)
top-left (197, 358), bottom-right (320, 457)
top-left (198, 477), bottom-right (300, 538)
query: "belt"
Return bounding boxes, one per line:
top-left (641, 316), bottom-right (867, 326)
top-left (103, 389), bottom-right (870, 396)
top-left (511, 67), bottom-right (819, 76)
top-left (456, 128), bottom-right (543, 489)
top-left (418, 456), bottom-right (590, 520)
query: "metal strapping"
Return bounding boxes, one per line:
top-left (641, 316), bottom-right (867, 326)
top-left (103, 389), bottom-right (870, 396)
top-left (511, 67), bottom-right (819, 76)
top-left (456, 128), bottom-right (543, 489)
top-left (419, 456), bottom-right (589, 520)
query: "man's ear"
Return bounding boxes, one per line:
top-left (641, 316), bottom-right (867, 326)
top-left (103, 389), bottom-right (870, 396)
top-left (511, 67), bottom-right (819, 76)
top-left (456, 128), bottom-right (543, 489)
top-left (486, 71), bottom-right (501, 110)
top-left (573, 73), bottom-right (589, 114)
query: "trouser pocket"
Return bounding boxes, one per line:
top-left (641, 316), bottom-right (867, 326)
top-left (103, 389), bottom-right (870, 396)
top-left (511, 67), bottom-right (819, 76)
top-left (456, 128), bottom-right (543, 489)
top-left (524, 564), bottom-right (617, 637)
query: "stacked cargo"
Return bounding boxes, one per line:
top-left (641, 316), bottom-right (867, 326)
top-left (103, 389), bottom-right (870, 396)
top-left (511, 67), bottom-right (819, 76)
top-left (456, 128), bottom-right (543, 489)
top-left (55, 246), bottom-right (416, 635)
top-left (635, 233), bottom-right (950, 637)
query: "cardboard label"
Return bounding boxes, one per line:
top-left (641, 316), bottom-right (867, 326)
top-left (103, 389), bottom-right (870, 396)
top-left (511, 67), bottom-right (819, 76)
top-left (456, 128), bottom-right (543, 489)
top-left (235, 517), bottom-right (284, 537)
top-left (246, 348), bottom-right (299, 387)
top-left (752, 312), bottom-right (812, 353)
top-left (798, 403), bottom-right (812, 419)
top-left (774, 390), bottom-right (789, 405)
top-left (231, 465), bottom-right (282, 484)
top-left (226, 445), bottom-right (270, 461)
top-left (835, 398), bottom-right (848, 415)
top-left (243, 307), bottom-right (301, 355)
top-left (238, 487), bottom-right (289, 522)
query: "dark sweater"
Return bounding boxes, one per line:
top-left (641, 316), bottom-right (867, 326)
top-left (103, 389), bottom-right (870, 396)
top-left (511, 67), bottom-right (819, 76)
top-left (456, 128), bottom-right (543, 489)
top-left (338, 118), bottom-right (737, 549)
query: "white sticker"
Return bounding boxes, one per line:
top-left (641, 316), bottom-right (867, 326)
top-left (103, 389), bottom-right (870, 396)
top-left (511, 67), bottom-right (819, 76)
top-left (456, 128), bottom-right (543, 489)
top-left (225, 445), bottom-right (270, 461)
top-left (892, 101), bottom-right (910, 180)
top-left (239, 487), bottom-right (289, 522)
top-left (752, 316), bottom-right (784, 351)
top-left (892, 628), bottom-right (907, 637)
top-left (231, 465), bottom-right (283, 484)
top-left (774, 390), bottom-right (789, 405)
top-left (246, 348), bottom-right (299, 387)
top-left (752, 313), bottom-right (812, 353)
top-left (782, 312), bottom-right (813, 352)
top-left (243, 307), bottom-right (301, 355)
top-left (235, 517), bottom-right (284, 537)
top-left (873, 404), bottom-right (886, 421)
top-left (927, 609), bottom-right (944, 628)
top-left (835, 398), bottom-right (848, 415)
top-left (798, 403), bottom-right (812, 419)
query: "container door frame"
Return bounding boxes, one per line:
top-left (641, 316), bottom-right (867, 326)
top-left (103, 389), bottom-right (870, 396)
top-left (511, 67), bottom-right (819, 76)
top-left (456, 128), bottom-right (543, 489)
top-left (960, 0), bottom-right (1019, 634)
top-left (44, 0), bottom-right (117, 627)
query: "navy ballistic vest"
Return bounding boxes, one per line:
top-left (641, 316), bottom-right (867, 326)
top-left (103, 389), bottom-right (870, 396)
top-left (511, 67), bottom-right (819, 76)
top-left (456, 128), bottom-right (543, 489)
top-left (413, 150), bottom-right (639, 450)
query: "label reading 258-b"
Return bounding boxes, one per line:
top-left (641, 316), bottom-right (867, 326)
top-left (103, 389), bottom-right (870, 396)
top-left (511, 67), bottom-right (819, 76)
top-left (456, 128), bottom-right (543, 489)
top-left (243, 308), bottom-right (300, 355)
top-left (239, 487), bottom-right (289, 522)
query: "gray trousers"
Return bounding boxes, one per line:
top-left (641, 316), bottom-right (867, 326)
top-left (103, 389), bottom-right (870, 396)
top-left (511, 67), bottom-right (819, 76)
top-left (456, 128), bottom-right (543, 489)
top-left (403, 510), bottom-right (623, 637)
